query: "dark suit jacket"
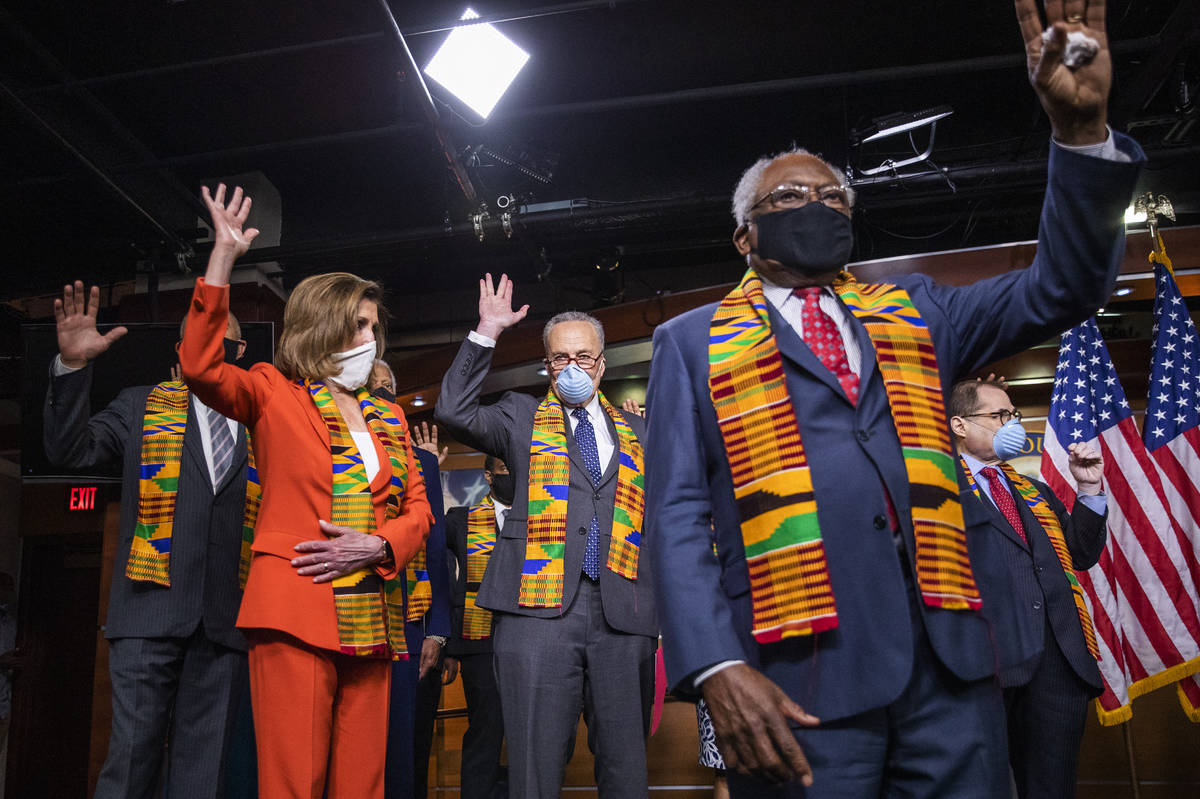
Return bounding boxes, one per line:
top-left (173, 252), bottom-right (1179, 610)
top-left (44, 364), bottom-right (250, 651)
top-left (435, 344), bottom-right (657, 637)
top-left (446, 503), bottom-right (497, 656)
top-left (409, 447), bottom-right (450, 644)
top-left (644, 135), bottom-right (1143, 722)
top-left (967, 473), bottom-right (1106, 693)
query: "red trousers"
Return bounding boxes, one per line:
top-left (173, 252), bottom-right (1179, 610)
top-left (247, 630), bottom-right (391, 799)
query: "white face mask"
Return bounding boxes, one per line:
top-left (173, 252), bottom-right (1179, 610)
top-left (328, 340), bottom-right (377, 390)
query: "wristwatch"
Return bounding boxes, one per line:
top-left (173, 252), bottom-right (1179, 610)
top-left (378, 539), bottom-right (395, 567)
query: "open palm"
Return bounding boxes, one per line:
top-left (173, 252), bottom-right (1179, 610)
top-left (476, 273), bottom-right (529, 340)
top-left (54, 281), bottom-right (127, 367)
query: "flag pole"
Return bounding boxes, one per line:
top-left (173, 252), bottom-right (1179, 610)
top-left (1122, 722), bottom-right (1141, 799)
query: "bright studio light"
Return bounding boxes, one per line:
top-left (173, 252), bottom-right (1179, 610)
top-left (1124, 204), bottom-right (1148, 225)
top-left (423, 8), bottom-right (530, 119)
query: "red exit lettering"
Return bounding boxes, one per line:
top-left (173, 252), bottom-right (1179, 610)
top-left (69, 486), bottom-right (98, 511)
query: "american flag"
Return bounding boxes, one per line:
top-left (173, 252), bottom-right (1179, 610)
top-left (1041, 318), bottom-right (1200, 724)
top-left (1143, 258), bottom-right (1200, 719)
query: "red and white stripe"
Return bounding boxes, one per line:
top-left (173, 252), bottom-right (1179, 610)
top-left (1042, 417), bottom-right (1200, 723)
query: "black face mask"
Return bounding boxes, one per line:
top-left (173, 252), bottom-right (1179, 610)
top-left (751, 202), bottom-right (853, 276)
top-left (223, 339), bottom-right (243, 364)
top-left (490, 473), bottom-right (516, 506)
top-left (371, 386), bottom-right (396, 403)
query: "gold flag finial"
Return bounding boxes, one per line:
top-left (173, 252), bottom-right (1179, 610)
top-left (1135, 192), bottom-right (1176, 275)
top-left (1134, 192), bottom-right (1175, 241)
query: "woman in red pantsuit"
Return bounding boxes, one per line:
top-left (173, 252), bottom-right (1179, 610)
top-left (181, 184), bottom-right (432, 798)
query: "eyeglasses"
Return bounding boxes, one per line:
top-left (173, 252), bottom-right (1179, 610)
top-left (964, 409), bottom-right (1022, 425)
top-left (544, 353), bottom-right (602, 370)
top-left (750, 183), bottom-right (851, 214)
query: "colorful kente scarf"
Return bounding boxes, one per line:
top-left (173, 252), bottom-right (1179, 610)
top-left (463, 496), bottom-right (497, 639)
top-left (129, 382), bottom-right (261, 589)
top-left (708, 269), bottom-right (980, 644)
top-left (405, 454), bottom-right (433, 622)
top-left (961, 458), bottom-right (1100, 659)
top-left (309, 381), bottom-right (411, 659)
top-left (519, 390), bottom-right (645, 607)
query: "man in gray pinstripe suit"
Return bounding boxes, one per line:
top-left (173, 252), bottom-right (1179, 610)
top-left (44, 280), bottom-right (252, 799)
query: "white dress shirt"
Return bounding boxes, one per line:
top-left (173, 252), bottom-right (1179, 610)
top-left (759, 280), bottom-right (862, 376)
top-left (349, 430), bottom-right (381, 483)
top-left (492, 497), bottom-right (510, 532)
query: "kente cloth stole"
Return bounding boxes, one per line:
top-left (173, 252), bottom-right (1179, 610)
top-left (404, 454), bottom-right (433, 623)
top-left (519, 390), bottom-right (645, 607)
top-left (708, 269), bottom-right (980, 644)
top-left (463, 496), bottom-right (497, 639)
top-left (308, 382), bottom-right (411, 659)
top-left (128, 382), bottom-right (262, 589)
top-left (961, 458), bottom-right (1100, 659)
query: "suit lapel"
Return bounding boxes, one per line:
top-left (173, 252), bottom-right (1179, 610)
top-left (295, 381), bottom-right (331, 447)
top-left (766, 301), bottom-right (853, 405)
top-left (181, 395), bottom-right (210, 482)
top-left (980, 476), bottom-right (1031, 550)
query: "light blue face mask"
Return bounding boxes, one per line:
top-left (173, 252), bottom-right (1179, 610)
top-left (992, 419), bottom-right (1029, 461)
top-left (554, 362), bottom-right (596, 406)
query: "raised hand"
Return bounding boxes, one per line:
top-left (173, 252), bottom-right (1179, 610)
top-left (621, 397), bottom-right (644, 417)
top-left (1014, 0), bottom-right (1111, 145)
top-left (413, 421), bottom-right (449, 465)
top-left (701, 663), bottom-right (819, 785)
top-left (1067, 441), bottom-right (1104, 493)
top-left (476, 273), bottom-right (529, 341)
top-left (54, 281), bottom-right (128, 368)
top-left (170, 363), bottom-right (183, 383)
top-left (200, 183), bottom-right (259, 287)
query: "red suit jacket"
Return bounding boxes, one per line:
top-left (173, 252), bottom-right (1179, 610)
top-left (181, 278), bottom-right (432, 653)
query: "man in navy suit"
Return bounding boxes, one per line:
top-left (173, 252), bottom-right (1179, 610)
top-left (645, 2), bottom-right (1141, 795)
top-left (949, 378), bottom-right (1105, 799)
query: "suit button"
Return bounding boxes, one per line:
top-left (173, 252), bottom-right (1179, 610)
top-left (857, 430), bottom-right (870, 442)
top-left (1032, 601), bottom-right (1043, 610)
top-left (594, 492), bottom-right (601, 502)
top-left (578, 526), bottom-right (588, 535)
top-left (1035, 565), bottom-right (1044, 573)
top-left (873, 515), bottom-right (887, 530)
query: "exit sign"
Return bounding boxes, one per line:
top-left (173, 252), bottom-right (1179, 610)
top-left (68, 486), bottom-right (98, 511)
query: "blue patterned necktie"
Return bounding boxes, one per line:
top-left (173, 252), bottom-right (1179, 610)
top-left (572, 407), bottom-right (603, 580)
top-left (207, 404), bottom-right (234, 488)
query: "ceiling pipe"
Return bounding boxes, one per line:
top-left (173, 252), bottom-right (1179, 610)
top-left (374, 0), bottom-right (477, 206)
top-left (18, 0), bottom-right (647, 97)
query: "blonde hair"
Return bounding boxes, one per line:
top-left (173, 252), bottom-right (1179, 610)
top-left (275, 272), bottom-right (387, 381)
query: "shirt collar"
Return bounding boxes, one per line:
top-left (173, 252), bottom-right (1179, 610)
top-left (758, 274), bottom-right (835, 307)
top-left (567, 391), bottom-right (604, 424)
top-left (960, 451), bottom-right (1000, 481)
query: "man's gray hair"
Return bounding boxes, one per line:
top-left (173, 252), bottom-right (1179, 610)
top-left (731, 147), bottom-right (856, 227)
top-left (543, 311), bottom-right (606, 353)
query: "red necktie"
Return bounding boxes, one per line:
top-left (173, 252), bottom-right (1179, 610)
top-left (796, 287), bottom-right (859, 405)
top-left (794, 287), bottom-right (897, 528)
top-left (980, 466), bottom-right (1028, 544)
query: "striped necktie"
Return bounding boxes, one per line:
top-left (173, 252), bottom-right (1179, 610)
top-left (207, 404), bottom-right (235, 488)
